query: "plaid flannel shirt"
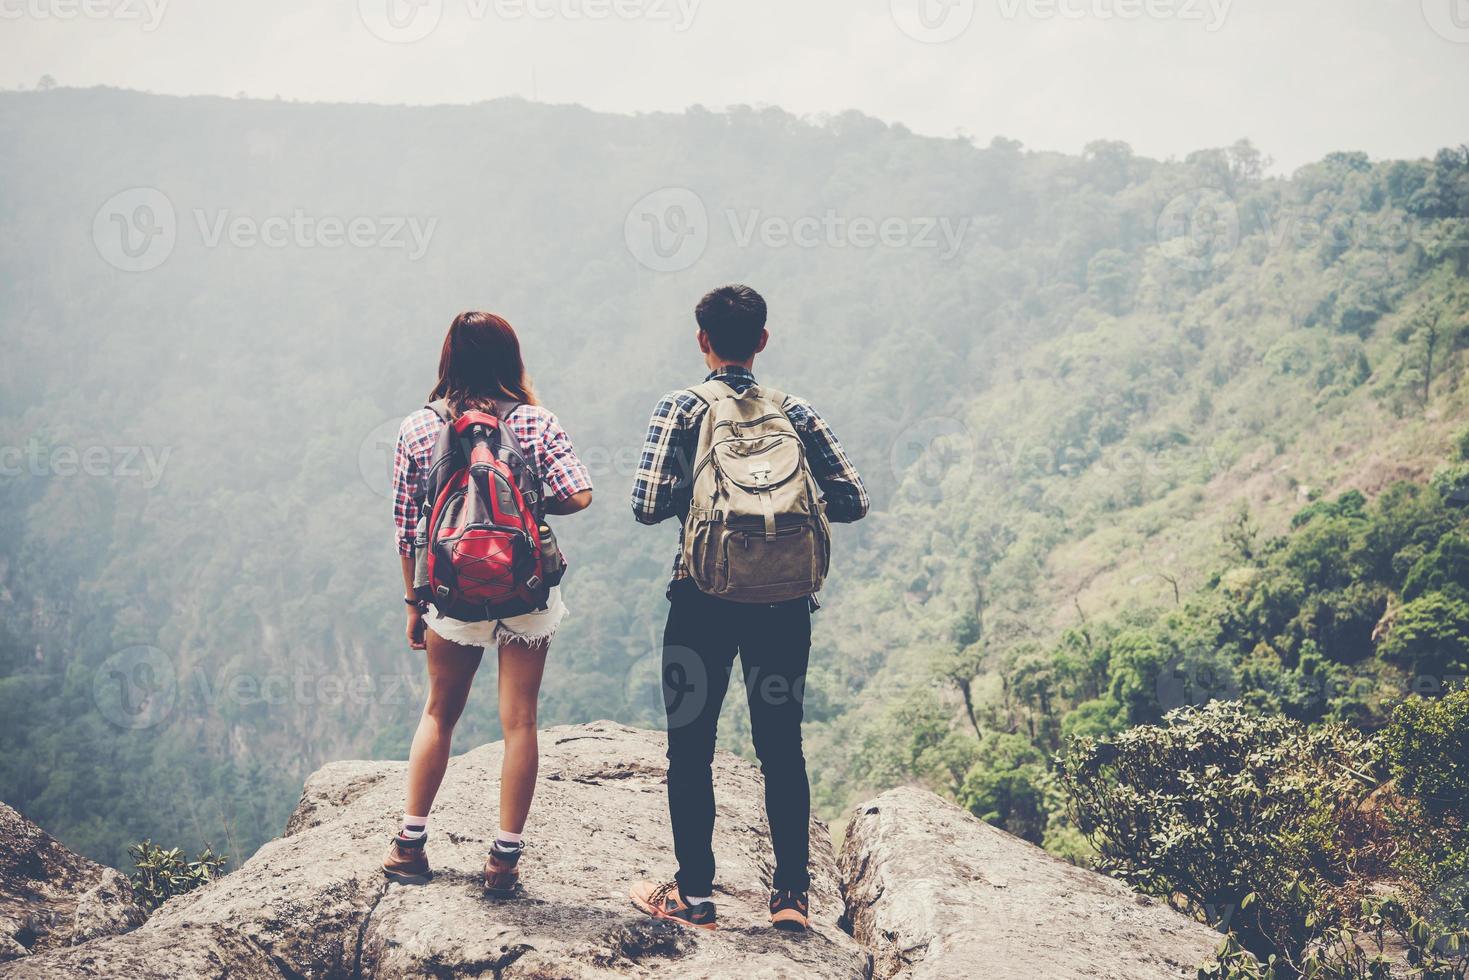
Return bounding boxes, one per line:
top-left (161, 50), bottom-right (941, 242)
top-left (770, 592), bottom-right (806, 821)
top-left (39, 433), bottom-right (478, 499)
top-left (393, 404), bottom-right (592, 557)
top-left (631, 366), bottom-right (869, 584)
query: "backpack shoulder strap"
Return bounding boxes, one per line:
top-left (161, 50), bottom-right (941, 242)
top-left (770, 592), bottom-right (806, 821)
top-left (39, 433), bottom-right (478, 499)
top-left (425, 399), bottom-right (452, 422)
top-left (746, 385), bottom-right (798, 430)
top-left (685, 379), bottom-right (737, 407)
top-left (489, 399), bottom-right (545, 512)
top-left (753, 384), bottom-right (790, 409)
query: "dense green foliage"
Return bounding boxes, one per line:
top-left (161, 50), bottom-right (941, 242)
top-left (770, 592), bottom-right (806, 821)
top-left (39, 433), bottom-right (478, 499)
top-left (1062, 703), bottom-right (1379, 957)
top-left (863, 480), bottom-right (1469, 860)
top-left (1387, 689), bottom-right (1469, 818)
top-left (1066, 699), bottom-right (1469, 976)
top-left (0, 89), bottom-right (1465, 887)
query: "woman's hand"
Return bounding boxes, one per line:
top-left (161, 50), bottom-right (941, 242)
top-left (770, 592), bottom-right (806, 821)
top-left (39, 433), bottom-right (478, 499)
top-left (406, 607), bottom-right (427, 651)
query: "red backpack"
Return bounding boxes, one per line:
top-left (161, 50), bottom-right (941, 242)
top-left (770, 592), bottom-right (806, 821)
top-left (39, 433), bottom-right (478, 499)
top-left (411, 400), bottom-right (565, 621)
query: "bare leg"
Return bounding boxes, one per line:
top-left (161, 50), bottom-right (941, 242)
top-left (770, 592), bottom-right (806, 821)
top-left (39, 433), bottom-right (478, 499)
top-left (496, 637), bottom-right (549, 835)
top-left (404, 630), bottom-right (484, 818)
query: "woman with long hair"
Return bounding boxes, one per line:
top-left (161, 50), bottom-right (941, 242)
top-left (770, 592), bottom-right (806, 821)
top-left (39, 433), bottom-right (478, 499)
top-left (383, 311), bottom-right (593, 894)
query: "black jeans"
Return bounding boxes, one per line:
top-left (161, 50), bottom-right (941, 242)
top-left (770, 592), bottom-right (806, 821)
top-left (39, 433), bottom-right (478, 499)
top-left (662, 578), bottom-right (812, 897)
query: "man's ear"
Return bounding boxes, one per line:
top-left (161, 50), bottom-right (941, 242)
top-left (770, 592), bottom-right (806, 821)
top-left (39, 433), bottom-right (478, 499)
top-left (697, 329), bottom-right (711, 355)
top-left (754, 329), bottom-right (769, 355)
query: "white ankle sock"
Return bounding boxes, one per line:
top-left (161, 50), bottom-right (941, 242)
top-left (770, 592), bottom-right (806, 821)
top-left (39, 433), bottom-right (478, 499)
top-left (493, 828), bottom-right (523, 851)
top-left (400, 815), bottom-right (428, 839)
top-left (682, 892), bottom-right (712, 906)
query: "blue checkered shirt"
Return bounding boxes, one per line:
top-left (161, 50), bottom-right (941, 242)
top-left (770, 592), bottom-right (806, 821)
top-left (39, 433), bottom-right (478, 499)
top-left (631, 366), bottom-right (869, 584)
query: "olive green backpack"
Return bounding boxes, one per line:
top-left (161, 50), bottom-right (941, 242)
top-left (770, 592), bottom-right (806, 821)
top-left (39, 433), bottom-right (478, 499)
top-left (681, 380), bottom-right (831, 603)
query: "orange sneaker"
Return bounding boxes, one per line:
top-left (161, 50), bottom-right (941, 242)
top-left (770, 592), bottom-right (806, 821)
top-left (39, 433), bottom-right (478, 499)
top-left (769, 889), bottom-right (809, 932)
top-left (483, 845), bottom-right (522, 898)
top-left (629, 880), bottom-right (717, 930)
top-left (382, 834), bottom-right (431, 885)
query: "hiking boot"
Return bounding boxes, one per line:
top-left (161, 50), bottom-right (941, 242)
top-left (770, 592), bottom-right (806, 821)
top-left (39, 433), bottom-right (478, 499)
top-left (629, 880), bottom-right (717, 930)
top-left (382, 834), bottom-right (431, 885)
top-left (769, 889), bottom-right (810, 932)
top-left (483, 844), bottom-right (522, 898)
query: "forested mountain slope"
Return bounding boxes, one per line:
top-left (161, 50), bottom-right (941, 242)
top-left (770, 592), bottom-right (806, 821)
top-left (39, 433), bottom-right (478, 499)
top-left (0, 88), bottom-right (1464, 869)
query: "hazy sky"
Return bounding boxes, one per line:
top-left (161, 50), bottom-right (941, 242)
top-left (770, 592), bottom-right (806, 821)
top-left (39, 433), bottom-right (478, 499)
top-left (2, 0), bottom-right (1465, 171)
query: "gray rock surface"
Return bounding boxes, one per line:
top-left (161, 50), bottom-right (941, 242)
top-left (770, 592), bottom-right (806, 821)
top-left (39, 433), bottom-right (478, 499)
top-left (838, 786), bottom-right (1227, 980)
top-left (3, 727), bottom-right (1237, 979)
top-left (3, 722), bottom-right (869, 979)
top-left (0, 802), bottom-right (145, 963)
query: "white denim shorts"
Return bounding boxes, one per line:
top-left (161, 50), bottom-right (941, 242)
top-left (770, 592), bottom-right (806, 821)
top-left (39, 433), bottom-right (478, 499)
top-left (425, 587), bottom-right (566, 650)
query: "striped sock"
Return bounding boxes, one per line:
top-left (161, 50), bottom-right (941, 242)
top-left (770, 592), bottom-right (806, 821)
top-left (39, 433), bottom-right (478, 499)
top-left (400, 815), bottom-right (428, 840)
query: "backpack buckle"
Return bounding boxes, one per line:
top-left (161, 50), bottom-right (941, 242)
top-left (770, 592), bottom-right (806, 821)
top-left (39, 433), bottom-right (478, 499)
top-left (435, 585), bottom-right (450, 598)
top-left (526, 575), bottom-right (543, 591)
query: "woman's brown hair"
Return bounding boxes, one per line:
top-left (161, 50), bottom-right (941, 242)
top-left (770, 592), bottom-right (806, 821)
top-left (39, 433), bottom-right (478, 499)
top-left (428, 312), bottom-right (538, 414)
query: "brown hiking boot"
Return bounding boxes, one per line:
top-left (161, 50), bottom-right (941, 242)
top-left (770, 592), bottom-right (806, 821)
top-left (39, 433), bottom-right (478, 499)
top-left (629, 880), bottom-right (718, 930)
top-left (769, 889), bottom-right (810, 932)
top-left (382, 834), bottom-right (431, 885)
top-left (483, 844), bottom-right (523, 898)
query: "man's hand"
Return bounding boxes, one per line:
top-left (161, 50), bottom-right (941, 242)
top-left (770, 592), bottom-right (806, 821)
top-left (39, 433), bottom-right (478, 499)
top-left (406, 607), bottom-right (427, 651)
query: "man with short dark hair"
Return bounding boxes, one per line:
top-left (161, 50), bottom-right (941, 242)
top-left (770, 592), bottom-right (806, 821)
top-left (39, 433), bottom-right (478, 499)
top-left (628, 284), bottom-right (868, 932)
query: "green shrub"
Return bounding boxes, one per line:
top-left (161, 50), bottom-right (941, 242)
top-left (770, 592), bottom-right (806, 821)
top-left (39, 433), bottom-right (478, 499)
top-left (1380, 594), bottom-right (1469, 679)
top-left (1383, 689), bottom-right (1469, 964)
top-left (1197, 894), bottom-right (1469, 979)
top-left (1403, 535), bottom-right (1469, 602)
top-left (1386, 689), bottom-right (1469, 816)
top-left (1433, 464), bottom-right (1469, 507)
top-left (128, 841), bottom-right (228, 913)
top-left (956, 732), bottom-right (1048, 843)
top-left (1060, 702), bottom-right (1379, 959)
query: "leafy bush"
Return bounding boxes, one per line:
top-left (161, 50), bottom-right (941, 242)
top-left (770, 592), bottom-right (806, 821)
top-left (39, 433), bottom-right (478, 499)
top-left (1386, 689), bottom-right (1469, 816)
top-left (128, 841), bottom-right (228, 913)
top-left (1433, 464), bottom-right (1469, 507)
top-left (1061, 702), bottom-right (1380, 959)
top-left (1198, 894), bottom-right (1469, 979)
top-left (1086, 693), bottom-right (1469, 979)
top-left (956, 732), bottom-right (1048, 843)
top-left (1403, 535), bottom-right (1469, 602)
top-left (1380, 593), bottom-right (1469, 679)
top-left (1383, 689), bottom-right (1469, 967)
